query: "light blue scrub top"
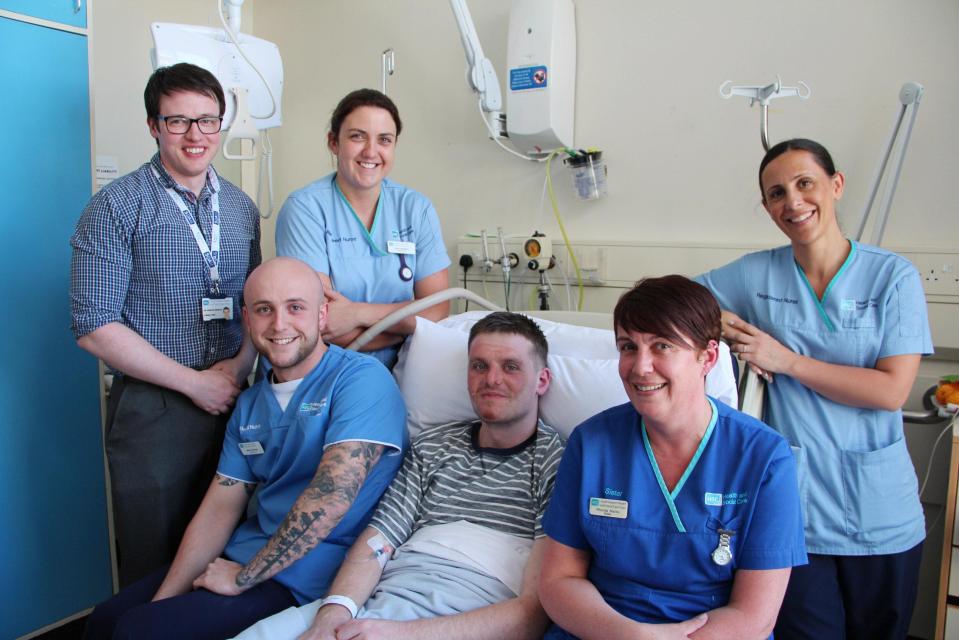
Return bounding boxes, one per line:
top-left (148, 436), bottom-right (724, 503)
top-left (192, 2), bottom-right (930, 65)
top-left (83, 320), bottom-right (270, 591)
top-left (275, 173), bottom-right (451, 367)
top-left (218, 345), bottom-right (408, 604)
top-left (543, 400), bottom-right (806, 638)
top-left (696, 241), bottom-right (933, 555)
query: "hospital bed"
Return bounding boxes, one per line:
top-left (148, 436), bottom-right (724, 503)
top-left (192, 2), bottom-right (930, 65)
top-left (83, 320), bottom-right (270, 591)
top-left (349, 288), bottom-right (743, 437)
top-left (344, 289), bottom-right (955, 640)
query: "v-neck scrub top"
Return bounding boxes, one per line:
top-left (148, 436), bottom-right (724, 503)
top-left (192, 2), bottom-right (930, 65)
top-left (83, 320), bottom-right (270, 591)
top-left (696, 242), bottom-right (933, 556)
top-left (542, 400), bottom-right (806, 635)
top-left (217, 345), bottom-right (408, 604)
top-left (275, 173), bottom-right (451, 367)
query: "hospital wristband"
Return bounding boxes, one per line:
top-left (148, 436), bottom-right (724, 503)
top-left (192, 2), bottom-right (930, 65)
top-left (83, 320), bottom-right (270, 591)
top-left (320, 594), bottom-right (358, 618)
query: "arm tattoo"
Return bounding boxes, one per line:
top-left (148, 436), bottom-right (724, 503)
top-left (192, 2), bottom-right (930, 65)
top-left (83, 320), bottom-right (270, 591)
top-left (216, 474), bottom-right (257, 495)
top-left (235, 441), bottom-right (385, 588)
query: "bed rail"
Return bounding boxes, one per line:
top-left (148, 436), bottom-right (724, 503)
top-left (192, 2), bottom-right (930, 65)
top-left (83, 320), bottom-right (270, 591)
top-left (738, 368), bottom-right (765, 420)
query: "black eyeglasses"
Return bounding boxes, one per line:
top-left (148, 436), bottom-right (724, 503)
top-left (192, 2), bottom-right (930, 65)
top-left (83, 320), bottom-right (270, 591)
top-left (156, 115), bottom-right (223, 134)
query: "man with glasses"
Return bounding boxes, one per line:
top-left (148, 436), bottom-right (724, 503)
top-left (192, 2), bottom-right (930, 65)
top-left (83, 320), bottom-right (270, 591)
top-left (71, 62), bottom-right (261, 586)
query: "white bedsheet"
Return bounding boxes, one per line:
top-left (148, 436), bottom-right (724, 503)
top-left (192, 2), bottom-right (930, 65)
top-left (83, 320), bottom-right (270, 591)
top-left (399, 521), bottom-right (532, 596)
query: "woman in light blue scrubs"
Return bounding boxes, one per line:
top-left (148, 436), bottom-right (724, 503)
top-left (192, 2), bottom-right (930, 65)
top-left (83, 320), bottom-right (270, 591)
top-left (276, 89), bottom-right (450, 368)
top-left (539, 276), bottom-right (807, 639)
top-left (697, 139), bottom-right (933, 640)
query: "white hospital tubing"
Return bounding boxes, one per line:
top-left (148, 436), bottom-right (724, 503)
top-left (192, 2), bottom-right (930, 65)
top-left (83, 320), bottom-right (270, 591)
top-left (919, 410), bottom-right (958, 500)
top-left (217, 0), bottom-right (277, 120)
top-left (347, 288), bottom-right (502, 351)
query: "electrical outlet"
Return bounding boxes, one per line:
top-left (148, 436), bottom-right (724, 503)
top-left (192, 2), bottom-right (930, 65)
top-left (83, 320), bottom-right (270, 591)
top-left (553, 247), bottom-right (606, 285)
top-left (909, 253), bottom-right (959, 296)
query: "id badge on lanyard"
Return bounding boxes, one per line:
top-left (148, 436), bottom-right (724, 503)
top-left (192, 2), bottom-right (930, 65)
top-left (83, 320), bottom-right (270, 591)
top-left (152, 167), bottom-right (233, 321)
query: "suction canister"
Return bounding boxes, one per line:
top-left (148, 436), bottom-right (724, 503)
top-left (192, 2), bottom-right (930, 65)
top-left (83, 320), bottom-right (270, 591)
top-left (565, 150), bottom-right (607, 200)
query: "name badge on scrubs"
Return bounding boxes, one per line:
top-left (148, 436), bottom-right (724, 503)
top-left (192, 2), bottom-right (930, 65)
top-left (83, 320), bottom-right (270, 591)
top-left (387, 240), bottom-right (416, 255)
top-left (238, 441), bottom-right (265, 456)
top-left (202, 296), bottom-right (234, 322)
top-left (589, 497), bottom-right (628, 519)
top-left (711, 528), bottom-right (735, 566)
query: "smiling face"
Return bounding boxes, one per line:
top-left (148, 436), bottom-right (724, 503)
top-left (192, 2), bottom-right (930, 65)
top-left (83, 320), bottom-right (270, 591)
top-left (328, 105), bottom-right (397, 197)
top-left (243, 258), bottom-right (328, 382)
top-left (616, 327), bottom-right (718, 430)
top-left (761, 149), bottom-right (845, 248)
top-left (149, 90), bottom-right (222, 194)
top-left (467, 332), bottom-right (550, 433)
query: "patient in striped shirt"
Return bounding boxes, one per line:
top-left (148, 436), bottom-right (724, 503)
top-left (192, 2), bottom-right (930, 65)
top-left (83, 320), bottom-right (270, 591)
top-left (235, 311), bottom-right (565, 640)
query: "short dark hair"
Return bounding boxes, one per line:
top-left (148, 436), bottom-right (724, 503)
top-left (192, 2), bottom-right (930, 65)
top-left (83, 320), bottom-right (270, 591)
top-left (468, 312), bottom-right (548, 368)
top-left (758, 138), bottom-right (837, 202)
top-left (144, 63), bottom-right (226, 121)
top-left (614, 275), bottom-right (720, 351)
top-left (329, 89), bottom-right (403, 139)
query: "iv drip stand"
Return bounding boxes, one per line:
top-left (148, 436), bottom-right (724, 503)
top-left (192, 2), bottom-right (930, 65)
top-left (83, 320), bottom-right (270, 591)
top-left (719, 76), bottom-right (811, 151)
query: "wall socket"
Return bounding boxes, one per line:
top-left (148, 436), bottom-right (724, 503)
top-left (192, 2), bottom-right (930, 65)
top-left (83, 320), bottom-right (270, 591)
top-left (904, 253), bottom-right (959, 297)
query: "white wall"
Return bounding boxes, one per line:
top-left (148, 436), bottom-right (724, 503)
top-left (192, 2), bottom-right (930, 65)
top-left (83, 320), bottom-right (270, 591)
top-left (90, 0), bottom-right (253, 185)
top-left (251, 0), bottom-right (959, 261)
top-left (87, 0), bottom-right (959, 314)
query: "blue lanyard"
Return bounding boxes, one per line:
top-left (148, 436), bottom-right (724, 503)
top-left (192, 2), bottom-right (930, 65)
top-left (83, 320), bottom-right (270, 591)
top-left (152, 166), bottom-right (223, 294)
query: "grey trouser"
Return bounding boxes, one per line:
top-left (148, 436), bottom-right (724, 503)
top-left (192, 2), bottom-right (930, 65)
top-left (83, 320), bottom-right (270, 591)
top-left (105, 376), bottom-right (227, 587)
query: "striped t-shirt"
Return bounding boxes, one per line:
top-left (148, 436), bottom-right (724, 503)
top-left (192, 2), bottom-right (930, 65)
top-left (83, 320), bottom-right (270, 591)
top-left (370, 420), bottom-right (565, 547)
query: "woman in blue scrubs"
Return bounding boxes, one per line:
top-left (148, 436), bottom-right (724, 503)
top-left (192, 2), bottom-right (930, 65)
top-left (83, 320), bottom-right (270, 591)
top-left (697, 139), bottom-right (932, 640)
top-left (539, 276), bottom-right (807, 639)
top-left (276, 89), bottom-right (451, 368)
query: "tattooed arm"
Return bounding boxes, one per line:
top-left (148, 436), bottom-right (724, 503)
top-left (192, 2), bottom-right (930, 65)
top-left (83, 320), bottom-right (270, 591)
top-left (193, 440), bottom-right (385, 596)
top-left (152, 474), bottom-right (256, 601)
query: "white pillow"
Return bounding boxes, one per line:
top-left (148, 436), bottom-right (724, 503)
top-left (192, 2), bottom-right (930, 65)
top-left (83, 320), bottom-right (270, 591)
top-left (394, 318), bottom-right (475, 436)
top-left (540, 354), bottom-right (628, 437)
top-left (394, 315), bottom-right (738, 439)
top-left (441, 311), bottom-right (617, 358)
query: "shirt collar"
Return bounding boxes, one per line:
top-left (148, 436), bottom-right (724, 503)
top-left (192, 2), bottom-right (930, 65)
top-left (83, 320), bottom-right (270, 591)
top-left (470, 419), bottom-right (541, 455)
top-left (150, 152), bottom-right (220, 200)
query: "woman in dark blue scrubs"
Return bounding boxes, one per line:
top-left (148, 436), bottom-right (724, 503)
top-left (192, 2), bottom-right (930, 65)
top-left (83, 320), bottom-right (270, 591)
top-left (539, 276), bottom-right (807, 639)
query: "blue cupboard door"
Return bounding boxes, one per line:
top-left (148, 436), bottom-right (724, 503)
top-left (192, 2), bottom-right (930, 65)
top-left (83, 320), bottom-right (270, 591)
top-left (0, 14), bottom-right (112, 639)
top-left (0, 0), bottom-right (87, 28)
